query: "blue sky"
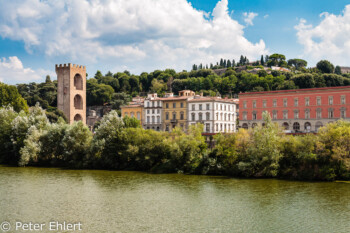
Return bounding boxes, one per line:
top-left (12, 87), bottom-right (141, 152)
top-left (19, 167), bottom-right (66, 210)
top-left (0, 0), bottom-right (350, 84)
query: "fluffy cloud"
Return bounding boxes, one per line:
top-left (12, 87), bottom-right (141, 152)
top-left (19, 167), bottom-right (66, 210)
top-left (0, 56), bottom-right (53, 84)
top-left (243, 12), bottom-right (258, 26)
top-left (295, 5), bottom-right (350, 66)
top-left (0, 0), bottom-right (267, 73)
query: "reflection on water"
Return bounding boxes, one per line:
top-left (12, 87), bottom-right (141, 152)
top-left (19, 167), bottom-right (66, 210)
top-left (1, 166), bottom-right (350, 232)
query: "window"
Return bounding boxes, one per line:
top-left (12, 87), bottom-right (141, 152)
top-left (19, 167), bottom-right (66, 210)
top-left (305, 110), bottom-right (310, 119)
top-left (293, 122), bottom-right (300, 131)
top-left (294, 98), bottom-right (298, 107)
top-left (199, 113), bottom-right (203, 121)
top-left (181, 102), bottom-right (184, 108)
top-left (220, 104), bottom-right (222, 110)
top-left (206, 112), bottom-right (210, 120)
top-left (228, 114), bottom-right (230, 121)
top-left (166, 112), bottom-right (169, 120)
top-left (157, 109), bottom-right (160, 114)
top-left (166, 103), bottom-right (169, 108)
top-left (341, 108), bottom-right (346, 118)
top-left (283, 99), bottom-right (287, 107)
top-left (253, 101), bottom-right (257, 108)
top-left (199, 104), bottom-right (202, 110)
top-left (316, 109), bottom-right (322, 119)
top-left (317, 97), bottom-right (321, 106)
top-left (216, 123), bottom-right (218, 131)
top-left (152, 101), bottom-right (154, 107)
top-left (341, 95), bottom-right (346, 104)
top-left (147, 109), bottom-right (150, 114)
top-left (173, 103), bottom-right (176, 108)
top-left (137, 112), bottom-right (140, 120)
top-left (147, 116), bottom-right (150, 123)
top-left (152, 116), bottom-right (155, 123)
top-left (180, 112), bottom-right (184, 120)
top-left (152, 109), bottom-right (155, 114)
top-left (147, 102), bottom-right (150, 107)
top-left (272, 111), bottom-right (277, 120)
top-left (166, 125), bottom-right (169, 131)
top-left (294, 110), bottom-right (299, 119)
top-left (243, 101), bottom-right (247, 109)
top-left (216, 104), bottom-right (218, 110)
top-left (305, 97), bottom-right (310, 106)
top-left (243, 112), bottom-right (247, 120)
top-left (191, 113), bottom-right (195, 121)
top-left (252, 112), bottom-right (257, 120)
top-left (328, 109), bottom-right (334, 118)
top-left (224, 113), bottom-right (227, 121)
top-left (206, 104), bottom-right (210, 110)
top-left (329, 96), bottom-right (333, 105)
top-left (283, 111), bottom-right (288, 119)
top-left (192, 104), bottom-right (195, 111)
top-left (263, 100), bottom-right (267, 108)
top-left (273, 99), bottom-right (277, 107)
top-left (172, 112), bottom-right (176, 120)
top-left (216, 113), bottom-right (219, 120)
top-left (157, 116), bottom-right (160, 123)
top-left (224, 105), bottom-right (227, 111)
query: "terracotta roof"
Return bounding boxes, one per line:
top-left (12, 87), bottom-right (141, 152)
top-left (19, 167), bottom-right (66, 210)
top-left (188, 97), bottom-right (237, 103)
top-left (159, 96), bottom-right (193, 101)
top-left (239, 85), bottom-right (350, 96)
top-left (121, 104), bottom-right (143, 108)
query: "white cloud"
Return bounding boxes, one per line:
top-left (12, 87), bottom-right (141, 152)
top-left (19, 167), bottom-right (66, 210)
top-left (264, 14), bottom-right (269, 19)
top-left (0, 0), bottom-right (267, 74)
top-left (0, 56), bottom-right (53, 84)
top-left (295, 5), bottom-right (350, 66)
top-left (243, 12), bottom-right (258, 26)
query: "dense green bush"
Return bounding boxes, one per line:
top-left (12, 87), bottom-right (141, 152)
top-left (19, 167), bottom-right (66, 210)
top-left (1, 105), bottom-right (350, 181)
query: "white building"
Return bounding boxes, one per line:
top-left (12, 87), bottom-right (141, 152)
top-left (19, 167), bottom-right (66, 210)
top-left (143, 93), bottom-right (163, 131)
top-left (188, 97), bottom-right (237, 133)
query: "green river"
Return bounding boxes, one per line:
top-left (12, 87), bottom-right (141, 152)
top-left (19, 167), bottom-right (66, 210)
top-left (1, 166), bottom-right (350, 232)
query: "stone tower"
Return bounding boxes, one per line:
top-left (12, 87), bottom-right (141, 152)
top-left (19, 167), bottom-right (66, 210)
top-left (56, 63), bottom-right (86, 124)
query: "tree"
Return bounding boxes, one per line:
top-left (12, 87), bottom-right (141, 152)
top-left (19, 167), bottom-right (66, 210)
top-left (288, 59), bottom-right (307, 70)
top-left (317, 60), bottom-right (334, 73)
top-left (335, 66), bottom-right (342, 75)
top-left (260, 55), bottom-right (264, 66)
top-left (0, 82), bottom-right (28, 113)
top-left (267, 54), bottom-right (286, 67)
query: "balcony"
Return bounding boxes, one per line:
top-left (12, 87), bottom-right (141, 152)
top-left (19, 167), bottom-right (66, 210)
top-left (170, 119), bottom-right (178, 123)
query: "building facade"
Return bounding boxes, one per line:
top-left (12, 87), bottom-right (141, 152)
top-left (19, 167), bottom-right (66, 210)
top-left (56, 63), bottom-right (86, 124)
top-left (239, 86), bottom-right (350, 132)
top-left (143, 93), bottom-right (163, 131)
top-left (161, 90), bottom-right (195, 132)
top-left (188, 97), bottom-right (237, 133)
top-left (121, 105), bottom-right (143, 124)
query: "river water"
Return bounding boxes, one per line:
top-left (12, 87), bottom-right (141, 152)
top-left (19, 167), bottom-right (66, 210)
top-left (1, 166), bottom-right (350, 233)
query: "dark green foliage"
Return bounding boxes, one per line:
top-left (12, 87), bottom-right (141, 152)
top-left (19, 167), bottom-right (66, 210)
top-left (317, 60), bottom-right (334, 73)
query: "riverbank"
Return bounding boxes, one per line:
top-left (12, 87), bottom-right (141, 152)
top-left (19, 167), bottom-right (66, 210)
top-left (1, 106), bottom-right (350, 181)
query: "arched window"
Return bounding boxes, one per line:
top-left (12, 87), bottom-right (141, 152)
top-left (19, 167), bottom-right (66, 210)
top-left (315, 121), bottom-right (323, 132)
top-left (242, 123), bottom-right (248, 129)
top-left (199, 113), bottom-right (203, 121)
top-left (152, 116), bottom-right (155, 123)
top-left (74, 114), bottom-right (82, 122)
top-left (304, 122), bottom-right (311, 132)
top-left (74, 74), bottom-right (83, 90)
top-left (282, 122), bottom-right (289, 130)
top-left (74, 94), bottom-right (83, 109)
top-left (130, 112), bottom-right (134, 118)
top-left (293, 122), bottom-right (300, 131)
top-left (206, 112), bottom-right (210, 120)
top-left (192, 113), bottom-right (195, 121)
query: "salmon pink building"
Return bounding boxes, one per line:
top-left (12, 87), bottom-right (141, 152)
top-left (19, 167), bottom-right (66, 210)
top-left (239, 86), bottom-right (350, 132)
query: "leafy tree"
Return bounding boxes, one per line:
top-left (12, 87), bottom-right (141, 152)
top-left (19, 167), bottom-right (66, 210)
top-left (288, 59), bottom-right (307, 70)
top-left (317, 60), bottom-right (334, 73)
top-left (335, 66), bottom-right (342, 75)
top-left (0, 82), bottom-right (28, 112)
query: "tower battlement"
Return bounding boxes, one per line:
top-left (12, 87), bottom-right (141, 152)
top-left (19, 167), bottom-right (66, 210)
top-left (55, 63), bottom-right (86, 72)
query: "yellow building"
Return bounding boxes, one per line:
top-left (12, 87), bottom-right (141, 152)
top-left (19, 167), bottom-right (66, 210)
top-left (120, 104), bottom-right (143, 125)
top-left (161, 90), bottom-right (195, 131)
